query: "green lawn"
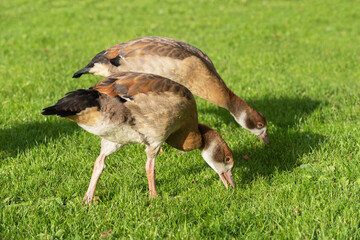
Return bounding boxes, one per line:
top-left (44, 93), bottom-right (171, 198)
top-left (1, 0), bottom-right (360, 239)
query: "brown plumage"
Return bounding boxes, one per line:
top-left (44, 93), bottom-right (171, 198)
top-left (73, 36), bottom-right (269, 143)
top-left (42, 72), bottom-right (235, 203)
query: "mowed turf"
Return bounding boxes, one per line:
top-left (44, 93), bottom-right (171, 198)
top-left (1, 0), bottom-right (359, 239)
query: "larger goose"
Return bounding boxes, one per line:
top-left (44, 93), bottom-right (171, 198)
top-left (73, 36), bottom-right (269, 144)
top-left (42, 72), bottom-right (235, 203)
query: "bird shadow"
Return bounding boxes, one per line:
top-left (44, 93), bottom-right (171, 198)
top-left (198, 95), bottom-right (327, 184)
top-left (0, 120), bottom-right (79, 159)
top-left (232, 129), bottom-right (326, 185)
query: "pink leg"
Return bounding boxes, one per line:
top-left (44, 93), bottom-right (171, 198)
top-left (83, 153), bottom-right (106, 204)
top-left (145, 157), bottom-right (158, 198)
top-left (82, 139), bottom-right (122, 204)
top-left (145, 145), bottom-right (161, 199)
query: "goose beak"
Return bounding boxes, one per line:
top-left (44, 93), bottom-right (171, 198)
top-left (73, 67), bottom-right (91, 78)
top-left (219, 169), bottom-right (235, 189)
top-left (258, 131), bottom-right (270, 144)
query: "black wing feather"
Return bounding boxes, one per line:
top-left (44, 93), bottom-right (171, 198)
top-left (42, 89), bottom-right (100, 117)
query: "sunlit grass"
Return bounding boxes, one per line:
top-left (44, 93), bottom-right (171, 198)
top-left (1, 0), bottom-right (360, 238)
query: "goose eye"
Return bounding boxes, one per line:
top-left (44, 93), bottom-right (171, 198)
top-left (257, 123), bottom-right (264, 129)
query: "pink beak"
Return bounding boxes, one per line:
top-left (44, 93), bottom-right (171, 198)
top-left (219, 169), bottom-right (235, 189)
top-left (258, 131), bottom-right (270, 144)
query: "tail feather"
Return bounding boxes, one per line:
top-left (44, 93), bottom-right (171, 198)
top-left (42, 89), bottom-right (100, 117)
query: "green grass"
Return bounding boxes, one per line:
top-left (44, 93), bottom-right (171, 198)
top-left (1, 0), bottom-right (360, 239)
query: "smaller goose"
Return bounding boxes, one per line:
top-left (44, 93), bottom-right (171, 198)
top-left (42, 72), bottom-right (235, 203)
top-left (73, 36), bottom-right (269, 143)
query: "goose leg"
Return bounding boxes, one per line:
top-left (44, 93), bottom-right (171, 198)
top-left (145, 157), bottom-right (157, 198)
top-left (145, 145), bottom-right (161, 199)
top-left (83, 153), bottom-right (106, 204)
top-left (83, 139), bottom-right (122, 204)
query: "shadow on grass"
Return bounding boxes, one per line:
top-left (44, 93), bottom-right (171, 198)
top-left (152, 131), bottom-right (325, 192)
top-left (232, 129), bottom-right (326, 185)
top-left (0, 120), bottom-right (79, 159)
top-left (198, 95), bottom-right (327, 184)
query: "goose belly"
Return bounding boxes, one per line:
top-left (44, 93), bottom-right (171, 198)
top-left (78, 121), bottom-right (142, 144)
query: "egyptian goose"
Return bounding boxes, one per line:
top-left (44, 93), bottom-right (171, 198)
top-left (42, 72), bottom-right (235, 203)
top-left (73, 36), bottom-right (269, 143)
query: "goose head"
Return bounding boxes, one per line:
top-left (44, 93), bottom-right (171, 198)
top-left (198, 124), bottom-right (235, 189)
